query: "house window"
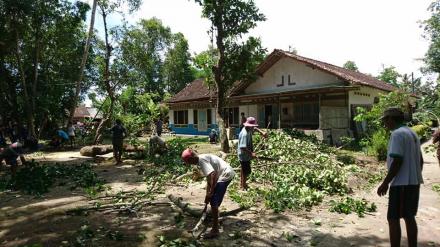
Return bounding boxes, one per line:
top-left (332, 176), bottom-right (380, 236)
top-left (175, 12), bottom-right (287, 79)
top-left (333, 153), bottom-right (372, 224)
top-left (223, 107), bottom-right (239, 127)
top-left (288, 75), bottom-right (291, 83)
top-left (207, 109), bottom-right (212, 127)
top-left (282, 107), bottom-right (288, 115)
top-left (193, 109), bottom-right (198, 128)
top-left (173, 110), bottom-right (188, 127)
top-left (293, 102), bottom-right (319, 127)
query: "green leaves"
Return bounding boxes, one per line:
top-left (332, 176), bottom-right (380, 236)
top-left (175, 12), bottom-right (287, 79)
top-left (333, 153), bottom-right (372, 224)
top-left (228, 130), bottom-right (348, 212)
top-left (329, 197), bottom-right (377, 217)
top-left (0, 161), bottom-right (103, 195)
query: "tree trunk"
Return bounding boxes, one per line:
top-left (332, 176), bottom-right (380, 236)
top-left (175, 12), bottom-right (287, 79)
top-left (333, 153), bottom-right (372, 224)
top-left (93, 6), bottom-right (115, 144)
top-left (67, 0), bottom-right (98, 125)
top-left (31, 17), bottom-right (41, 138)
top-left (15, 29), bottom-right (36, 139)
top-left (213, 0), bottom-right (229, 152)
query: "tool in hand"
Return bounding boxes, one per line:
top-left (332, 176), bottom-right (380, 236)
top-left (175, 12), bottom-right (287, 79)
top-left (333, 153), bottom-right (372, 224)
top-left (191, 203), bottom-right (208, 239)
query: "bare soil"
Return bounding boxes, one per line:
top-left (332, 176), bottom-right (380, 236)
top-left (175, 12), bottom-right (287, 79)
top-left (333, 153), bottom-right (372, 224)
top-left (0, 141), bottom-right (439, 247)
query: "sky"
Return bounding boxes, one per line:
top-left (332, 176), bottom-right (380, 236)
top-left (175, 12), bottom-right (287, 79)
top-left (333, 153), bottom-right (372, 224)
top-left (85, 0), bottom-right (434, 79)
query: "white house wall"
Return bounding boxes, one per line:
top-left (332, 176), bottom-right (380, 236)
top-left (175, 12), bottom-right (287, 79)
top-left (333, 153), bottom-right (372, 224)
top-left (348, 86), bottom-right (386, 116)
top-left (188, 109), bottom-right (194, 124)
top-left (245, 57), bottom-right (345, 95)
top-left (168, 110), bottom-right (174, 124)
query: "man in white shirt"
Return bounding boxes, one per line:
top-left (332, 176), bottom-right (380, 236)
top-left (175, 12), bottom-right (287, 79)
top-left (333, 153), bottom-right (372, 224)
top-left (377, 107), bottom-right (423, 247)
top-left (181, 148), bottom-right (235, 239)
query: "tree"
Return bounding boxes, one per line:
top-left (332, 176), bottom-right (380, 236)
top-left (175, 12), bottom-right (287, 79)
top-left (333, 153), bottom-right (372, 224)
top-left (120, 18), bottom-right (172, 95)
top-left (92, 0), bottom-right (142, 143)
top-left (68, 0), bottom-right (98, 126)
top-left (377, 65), bottom-right (401, 86)
top-left (0, 0), bottom-right (96, 138)
top-left (194, 0), bottom-right (266, 152)
top-left (343, 60), bottom-right (359, 71)
top-left (423, 0), bottom-right (440, 73)
top-left (163, 32), bottom-right (195, 94)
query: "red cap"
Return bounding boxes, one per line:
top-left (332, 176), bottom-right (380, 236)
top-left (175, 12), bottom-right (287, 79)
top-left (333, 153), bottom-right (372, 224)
top-left (181, 148), bottom-right (193, 163)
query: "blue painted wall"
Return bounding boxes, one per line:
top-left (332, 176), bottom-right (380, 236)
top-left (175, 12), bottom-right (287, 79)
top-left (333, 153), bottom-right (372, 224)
top-left (170, 124), bottom-right (219, 136)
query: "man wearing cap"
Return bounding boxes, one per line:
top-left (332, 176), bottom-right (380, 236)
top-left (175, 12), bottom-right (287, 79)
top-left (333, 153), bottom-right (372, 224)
top-left (237, 116), bottom-right (267, 190)
top-left (0, 142), bottom-right (26, 176)
top-left (181, 148), bottom-right (235, 239)
top-left (377, 107), bottom-right (423, 247)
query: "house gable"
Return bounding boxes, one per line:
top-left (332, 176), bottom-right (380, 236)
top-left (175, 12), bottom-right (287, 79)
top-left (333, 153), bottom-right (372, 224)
top-left (244, 57), bottom-right (346, 95)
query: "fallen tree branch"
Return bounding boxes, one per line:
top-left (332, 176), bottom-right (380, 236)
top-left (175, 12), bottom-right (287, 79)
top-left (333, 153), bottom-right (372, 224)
top-left (167, 194), bottom-right (246, 218)
top-left (66, 201), bottom-right (170, 215)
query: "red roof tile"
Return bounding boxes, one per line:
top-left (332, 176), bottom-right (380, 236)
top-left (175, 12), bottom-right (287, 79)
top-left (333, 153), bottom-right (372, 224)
top-left (167, 50), bottom-right (396, 103)
top-left (166, 78), bottom-right (215, 103)
top-left (233, 49), bottom-right (395, 94)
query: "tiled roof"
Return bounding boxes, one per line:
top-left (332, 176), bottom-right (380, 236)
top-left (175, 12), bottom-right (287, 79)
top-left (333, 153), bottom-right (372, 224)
top-left (166, 78), bottom-right (215, 103)
top-left (167, 50), bottom-right (396, 103)
top-left (232, 49), bottom-right (395, 94)
top-left (73, 106), bottom-right (103, 119)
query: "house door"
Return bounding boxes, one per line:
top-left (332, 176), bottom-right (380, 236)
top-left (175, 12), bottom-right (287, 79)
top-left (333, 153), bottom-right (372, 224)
top-left (265, 105), bottom-right (273, 128)
top-left (198, 109), bottom-right (208, 132)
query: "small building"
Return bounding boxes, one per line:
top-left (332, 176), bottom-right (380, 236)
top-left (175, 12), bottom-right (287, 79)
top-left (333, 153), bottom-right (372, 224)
top-left (166, 49), bottom-right (395, 143)
top-left (73, 105), bottom-right (103, 124)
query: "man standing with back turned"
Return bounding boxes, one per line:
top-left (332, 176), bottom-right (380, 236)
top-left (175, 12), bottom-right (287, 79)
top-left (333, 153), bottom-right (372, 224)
top-left (110, 119), bottom-right (127, 165)
top-left (377, 107), bottom-right (424, 247)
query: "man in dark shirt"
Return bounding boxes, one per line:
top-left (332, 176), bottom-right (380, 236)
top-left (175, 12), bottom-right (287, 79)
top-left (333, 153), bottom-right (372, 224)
top-left (156, 118), bottom-right (163, 137)
top-left (110, 119), bottom-right (127, 164)
top-left (0, 142), bottom-right (26, 176)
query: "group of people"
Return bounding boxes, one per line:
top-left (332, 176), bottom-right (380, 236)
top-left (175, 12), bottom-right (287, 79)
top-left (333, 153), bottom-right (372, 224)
top-left (181, 107), bottom-right (432, 246)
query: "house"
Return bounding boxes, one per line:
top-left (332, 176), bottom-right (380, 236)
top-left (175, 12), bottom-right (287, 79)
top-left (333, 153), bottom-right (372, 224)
top-left (166, 49), bottom-right (395, 143)
top-left (73, 105), bottom-right (103, 123)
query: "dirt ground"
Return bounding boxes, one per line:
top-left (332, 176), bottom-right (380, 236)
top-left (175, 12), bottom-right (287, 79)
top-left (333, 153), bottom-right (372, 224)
top-left (0, 140), bottom-right (439, 247)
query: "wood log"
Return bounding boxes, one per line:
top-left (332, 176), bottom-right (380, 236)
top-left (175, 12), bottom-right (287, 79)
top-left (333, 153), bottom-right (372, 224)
top-left (80, 145), bottom-right (113, 157)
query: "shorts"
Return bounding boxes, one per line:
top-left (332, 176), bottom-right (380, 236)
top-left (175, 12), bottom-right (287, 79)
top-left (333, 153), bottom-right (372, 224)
top-left (5, 157), bottom-right (17, 167)
top-left (240, 161), bottom-right (251, 177)
top-left (388, 185), bottom-right (420, 220)
top-left (210, 180), bottom-right (231, 208)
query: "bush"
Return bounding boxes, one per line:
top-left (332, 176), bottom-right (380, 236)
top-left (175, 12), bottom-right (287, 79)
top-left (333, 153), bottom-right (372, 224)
top-left (368, 129), bottom-right (389, 161)
top-left (411, 124), bottom-right (431, 141)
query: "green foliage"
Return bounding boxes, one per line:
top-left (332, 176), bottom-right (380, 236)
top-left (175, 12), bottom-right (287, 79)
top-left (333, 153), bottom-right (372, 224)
top-left (354, 91), bottom-right (414, 159)
top-left (157, 235), bottom-right (197, 247)
top-left (410, 124), bottom-right (431, 141)
top-left (343, 61), bottom-right (359, 71)
top-left (377, 66), bottom-right (401, 86)
top-left (329, 197), bottom-right (377, 217)
top-left (354, 91), bottom-right (412, 133)
top-left (0, 0), bottom-right (98, 133)
top-left (227, 130), bottom-right (348, 212)
top-left (146, 137), bottom-right (191, 175)
top-left (120, 17), bottom-right (172, 94)
top-left (433, 183), bottom-right (440, 194)
top-left (163, 32), bottom-right (195, 94)
top-left (0, 161), bottom-right (103, 195)
top-left (336, 153), bottom-right (356, 165)
top-left (368, 129), bottom-right (389, 161)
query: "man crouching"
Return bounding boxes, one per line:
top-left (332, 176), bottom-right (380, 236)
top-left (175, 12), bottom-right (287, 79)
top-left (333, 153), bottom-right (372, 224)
top-left (181, 148), bottom-right (235, 239)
